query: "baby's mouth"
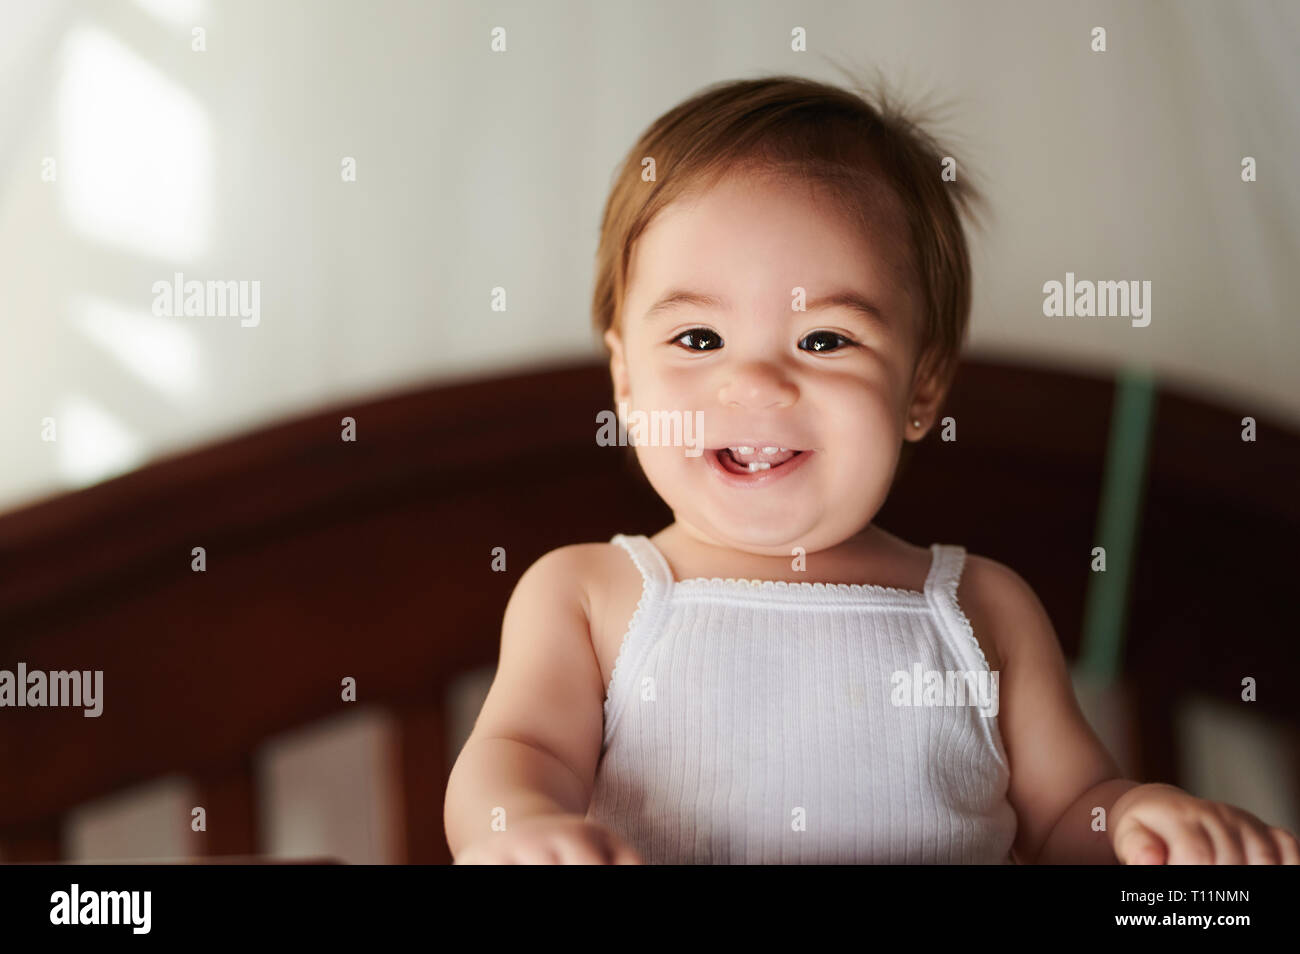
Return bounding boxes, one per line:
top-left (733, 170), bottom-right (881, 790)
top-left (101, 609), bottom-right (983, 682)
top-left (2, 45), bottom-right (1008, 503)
top-left (712, 445), bottom-right (804, 474)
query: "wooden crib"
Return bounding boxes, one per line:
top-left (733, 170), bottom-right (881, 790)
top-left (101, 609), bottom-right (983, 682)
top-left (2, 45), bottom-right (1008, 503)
top-left (1, 357), bottom-right (1297, 862)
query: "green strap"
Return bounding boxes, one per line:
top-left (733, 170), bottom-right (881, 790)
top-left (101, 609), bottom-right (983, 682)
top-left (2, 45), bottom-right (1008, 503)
top-left (1076, 367), bottom-right (1157, 682)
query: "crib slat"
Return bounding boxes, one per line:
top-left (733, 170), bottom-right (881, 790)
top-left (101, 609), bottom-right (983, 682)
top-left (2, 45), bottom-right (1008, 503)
top-left (0, 817), bottom-right (61, 862)
top-left (193, 759), bottom-right (259, 858)
top-left (393, 698), bottom-right (452, 864)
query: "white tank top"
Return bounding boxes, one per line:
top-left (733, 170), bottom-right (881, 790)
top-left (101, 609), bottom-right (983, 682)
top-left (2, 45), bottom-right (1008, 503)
top-left (585, 533), bottom-right (1018, 864)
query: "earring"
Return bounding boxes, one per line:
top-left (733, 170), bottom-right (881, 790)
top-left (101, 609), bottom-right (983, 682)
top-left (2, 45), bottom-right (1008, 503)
top-left (912, 418), bottom-right (922, 429)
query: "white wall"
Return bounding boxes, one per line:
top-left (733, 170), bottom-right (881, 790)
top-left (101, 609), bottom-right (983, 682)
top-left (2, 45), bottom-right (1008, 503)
top-left (2, 0), bottom-right (1296, 514)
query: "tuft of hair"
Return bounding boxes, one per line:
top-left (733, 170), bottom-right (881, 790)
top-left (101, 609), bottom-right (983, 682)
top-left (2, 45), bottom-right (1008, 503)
top-left (591, 68), bottom-right (987, 398)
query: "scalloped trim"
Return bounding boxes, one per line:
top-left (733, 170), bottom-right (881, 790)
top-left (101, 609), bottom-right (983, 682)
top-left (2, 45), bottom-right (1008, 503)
top-left (933, 548), bottom-right (991, 671)
top-left (930, 546), bottom-right (1008, 773)
top-left (603, 536), bottom-right (659, 724)
top-left (673, 576), bottom-right (927, 600)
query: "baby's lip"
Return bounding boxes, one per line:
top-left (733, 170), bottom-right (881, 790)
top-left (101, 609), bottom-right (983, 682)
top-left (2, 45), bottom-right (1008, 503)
top-left (710, 445), bottom-right (805, 469)
top-left (708, 442), bottom-right (805, 453)
top-left (707, 445), bottom-right (813, 478)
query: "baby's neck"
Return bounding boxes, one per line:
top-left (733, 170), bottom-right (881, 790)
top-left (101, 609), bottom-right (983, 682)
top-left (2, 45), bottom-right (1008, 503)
top-left (649, 522), bottom-right (927, 590)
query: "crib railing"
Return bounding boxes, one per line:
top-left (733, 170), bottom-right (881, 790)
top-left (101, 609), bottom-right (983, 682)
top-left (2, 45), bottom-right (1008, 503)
top-left (2, 357), bottom-right (1297, 861)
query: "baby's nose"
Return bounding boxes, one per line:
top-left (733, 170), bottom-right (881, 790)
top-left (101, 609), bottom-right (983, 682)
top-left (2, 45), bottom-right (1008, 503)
top-left (717, 362), bottom-right (798, 409)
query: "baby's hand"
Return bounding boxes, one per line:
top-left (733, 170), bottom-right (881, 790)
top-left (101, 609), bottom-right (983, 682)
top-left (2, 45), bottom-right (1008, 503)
top-left (453, 813), bottom-right (644, 865)
top-left (1110, 782), bottom-right (1299, 864)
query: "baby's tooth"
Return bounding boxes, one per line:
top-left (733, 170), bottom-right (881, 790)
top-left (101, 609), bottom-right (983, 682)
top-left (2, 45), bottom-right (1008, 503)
top-left (747, 461), bottom-right (771, 472)
top-left (778, 447), bottom-right (788, 452)
top-left (736, 446), bottom-right (755, 455)
top-left (761, 446), bottom-right (778, 455)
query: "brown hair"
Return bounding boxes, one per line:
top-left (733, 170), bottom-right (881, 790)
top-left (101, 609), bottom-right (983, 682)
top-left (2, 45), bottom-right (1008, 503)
top-left (591, 71), bottom-right (985, 398)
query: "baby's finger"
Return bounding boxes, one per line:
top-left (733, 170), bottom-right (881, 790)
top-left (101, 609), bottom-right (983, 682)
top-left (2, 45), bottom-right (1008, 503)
top-left (1269, 827), bottom-right (1300, 865)
top-left (1199, 811), bottom-right (1246, 865)
top-left (1238, 820), bottom-right (1281, 865)
top-left (608, 838), bottom-right (645, 865)
top-left (554, 835), bottom-right (608, 865)
top-left (514, 842), bottom-right (561, 865)
top-left (1164, 820), bottom-right (1215, 865)
top-left (1113, 818), bottom-right (1166, 865)
top-left (453, 843), bottom-right (493, 865)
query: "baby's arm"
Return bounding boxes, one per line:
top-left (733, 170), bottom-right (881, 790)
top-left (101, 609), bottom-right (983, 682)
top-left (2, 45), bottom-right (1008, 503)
top-left (443, 545), bottom-right (639, 863)
top-left (972, 556), bottom-right (1299, 864)
top-left (973, 556), bottom-right (1134, 863)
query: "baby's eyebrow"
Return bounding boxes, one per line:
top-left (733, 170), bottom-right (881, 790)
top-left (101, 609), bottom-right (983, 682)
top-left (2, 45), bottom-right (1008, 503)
top-left (805, 290), bottom-right (888, 325)
top-left (643, 289), bottom-right (726, 318)
top-left (644, 288), bottom-right (888, 326)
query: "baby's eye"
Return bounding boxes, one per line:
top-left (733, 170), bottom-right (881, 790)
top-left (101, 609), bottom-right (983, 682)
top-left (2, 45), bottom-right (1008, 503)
top-left (799, 330), bottom-right (855, 353)
top-left (672, 328), bottom-right (723, 351)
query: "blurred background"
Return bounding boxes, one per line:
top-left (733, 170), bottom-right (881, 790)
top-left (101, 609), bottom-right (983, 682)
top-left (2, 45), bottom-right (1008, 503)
top-left (1, 0), bottom-right (1297, 863)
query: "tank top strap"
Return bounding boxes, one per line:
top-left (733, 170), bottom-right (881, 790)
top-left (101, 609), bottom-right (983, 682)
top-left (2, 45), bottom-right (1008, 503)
top-left (602, 534), bottom-right (677, 749)
top-left (610, 533), bottom-right (674, 597)
top-left (924, 543), bottom-right (966, 597)
top-left (924, 543), bottom-right (992, 673)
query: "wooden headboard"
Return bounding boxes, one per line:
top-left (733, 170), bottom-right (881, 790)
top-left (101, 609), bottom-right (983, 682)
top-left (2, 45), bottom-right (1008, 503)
top-left (2, 357), bottom-right (1297, 861)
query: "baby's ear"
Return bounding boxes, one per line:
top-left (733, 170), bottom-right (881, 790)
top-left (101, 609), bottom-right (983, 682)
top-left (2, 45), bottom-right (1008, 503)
top-left (906, 350), bottom-right (952, 436)
top-left (604, 328), bottom-right (631, 406)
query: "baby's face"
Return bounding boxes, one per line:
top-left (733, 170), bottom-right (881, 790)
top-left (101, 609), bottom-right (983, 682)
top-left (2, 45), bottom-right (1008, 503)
top-left (607, 169), bottom-right (930, 555)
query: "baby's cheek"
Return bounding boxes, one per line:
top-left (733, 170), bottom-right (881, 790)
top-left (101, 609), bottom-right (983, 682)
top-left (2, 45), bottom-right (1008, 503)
top-left (632, 445), bottom-right (697, 512)
top-left (825, 410), bottom-right (902, 495)
top-left (828, 389), bottom-right (900, 450)
top-left (628, 371), bottom-right (697, 414)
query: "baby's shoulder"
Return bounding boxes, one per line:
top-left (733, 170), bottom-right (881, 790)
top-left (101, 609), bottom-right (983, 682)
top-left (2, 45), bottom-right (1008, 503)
top-left (528, 540), bottom-right (638, 578)
top-left (518, 542), bottom-right (644, 683)
top-left (957, 551), bottom-right (1041, 615)
top-left (515, 541), bottom-right (641, 618)
top-left (953, 550), bottom-right (1052, 672)
top-left (523, 541), bottom-right (619, 571)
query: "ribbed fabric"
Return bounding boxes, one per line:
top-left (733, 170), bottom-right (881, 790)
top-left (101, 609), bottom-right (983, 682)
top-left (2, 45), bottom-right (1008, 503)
top-left (585, 533), bottom-right (1018, 864)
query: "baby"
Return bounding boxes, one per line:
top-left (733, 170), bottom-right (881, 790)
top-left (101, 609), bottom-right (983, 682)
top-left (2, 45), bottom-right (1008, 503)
top-left (443, 75), bottom-right (1298, 865)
